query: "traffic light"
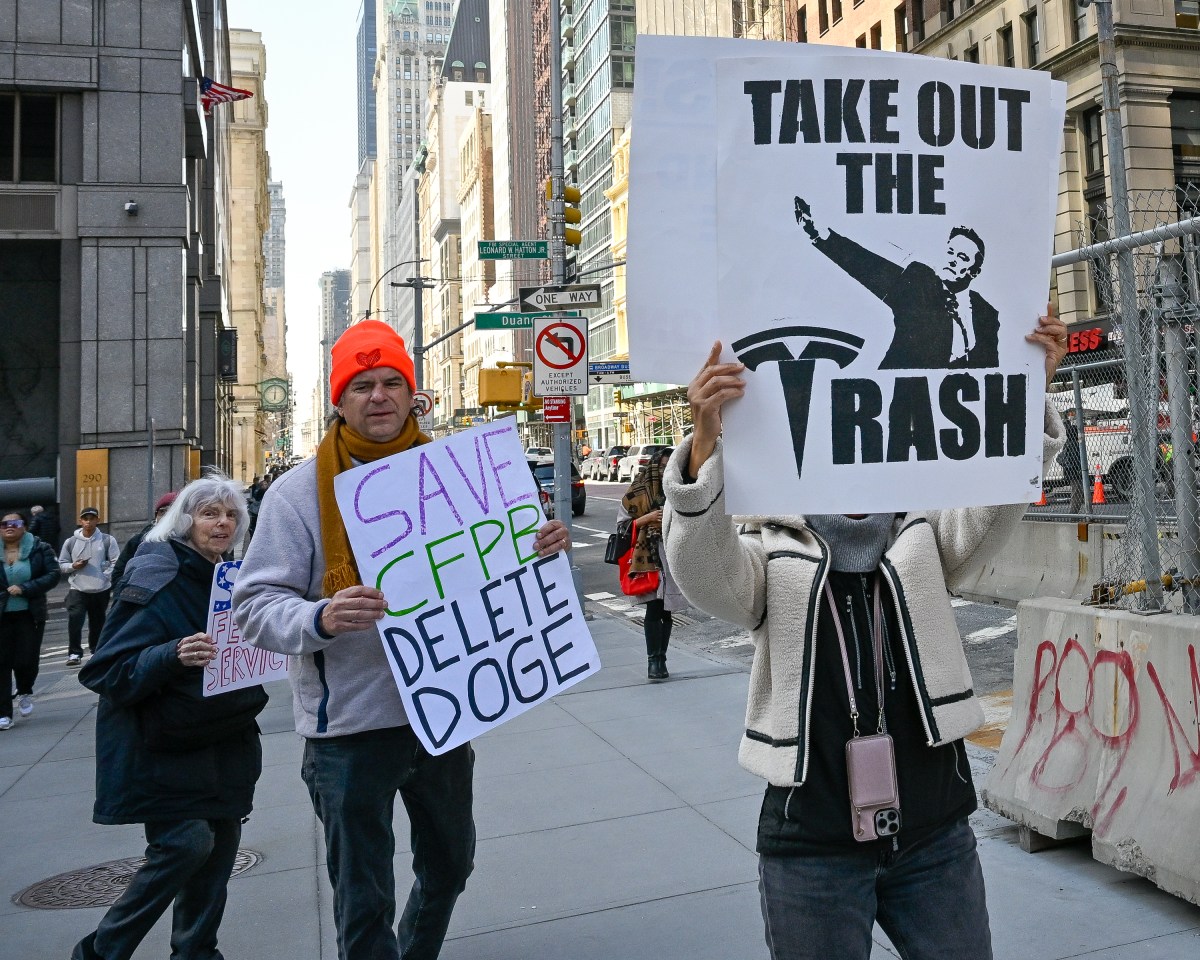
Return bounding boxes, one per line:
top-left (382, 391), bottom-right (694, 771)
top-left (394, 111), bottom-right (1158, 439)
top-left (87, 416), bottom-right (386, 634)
top-left (479, 368), bottom-right (524, 406)
top-left (545, 179), bottom-right (582, 247)
top-left (612, 388), bottom-right (623, 406)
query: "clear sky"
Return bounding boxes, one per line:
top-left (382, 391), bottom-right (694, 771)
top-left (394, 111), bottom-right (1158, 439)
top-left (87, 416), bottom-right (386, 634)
top-left (226, 0), bottom-right (360, 409)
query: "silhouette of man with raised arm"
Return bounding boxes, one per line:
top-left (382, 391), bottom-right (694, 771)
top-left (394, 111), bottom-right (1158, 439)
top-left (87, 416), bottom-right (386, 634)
top-left (793, 197), bottom-right (999, 370)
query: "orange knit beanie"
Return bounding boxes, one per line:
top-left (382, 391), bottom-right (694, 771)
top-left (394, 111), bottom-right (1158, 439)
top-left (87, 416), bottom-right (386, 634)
top-left (329, 320), bottom-right (417, 405)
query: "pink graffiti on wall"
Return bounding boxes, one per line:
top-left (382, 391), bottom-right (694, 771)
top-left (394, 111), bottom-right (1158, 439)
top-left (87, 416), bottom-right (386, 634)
top-left (1009, 638), bottom-right (1200, 834)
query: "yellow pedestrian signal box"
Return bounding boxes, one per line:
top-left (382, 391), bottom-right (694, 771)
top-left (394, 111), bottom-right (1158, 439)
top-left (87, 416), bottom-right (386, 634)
top-left (545, 179), bottom-right (583, 247)
top-left (479, 368), bottom-right (524, 406)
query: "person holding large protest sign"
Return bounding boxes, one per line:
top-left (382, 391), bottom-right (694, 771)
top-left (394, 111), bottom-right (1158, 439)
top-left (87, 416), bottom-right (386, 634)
top-left (233, 319), bottom-right (572, 960)
top-left (661, 312), bottom-right (1068, 960)
top-left (72, 472), bottom-right (267, 960)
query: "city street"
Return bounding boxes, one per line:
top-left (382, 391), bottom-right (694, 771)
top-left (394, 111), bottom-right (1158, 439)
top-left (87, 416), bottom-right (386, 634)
top-left (575, 479), bottom-right (1022, 695)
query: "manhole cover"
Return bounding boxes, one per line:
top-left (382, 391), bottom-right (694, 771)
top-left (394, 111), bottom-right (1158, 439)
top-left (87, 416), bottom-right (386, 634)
top-left (13, 849), bottom-right (262, 909)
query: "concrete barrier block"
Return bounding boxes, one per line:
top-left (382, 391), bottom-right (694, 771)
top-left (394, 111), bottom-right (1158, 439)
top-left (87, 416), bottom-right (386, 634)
top-left (956, 520), bottom-right (1104, 606)
top-left (982, 598), bottom-right (1200, 906)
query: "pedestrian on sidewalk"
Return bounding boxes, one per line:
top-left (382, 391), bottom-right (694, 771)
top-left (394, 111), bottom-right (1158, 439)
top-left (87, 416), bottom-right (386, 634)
top-left (59, 507), bottom-right (119, 665)
top-left (1058, 409), bottom-right (1086, 513)
top-left (234, 320), bottom-right (572, 960)
top-left (1, 509), bottom-right (61, 729)
top-left (110, 491), bottom-right (177, 592)
top-left (619, 447), bottom-right (686, 680)
top-left (662, 310), bottom-right (1070, 960)
top-left (71, 472), bottom-right (267, 960)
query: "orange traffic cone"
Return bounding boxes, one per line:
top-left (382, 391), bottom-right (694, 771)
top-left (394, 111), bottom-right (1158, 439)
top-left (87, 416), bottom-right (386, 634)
top-left (1034, 488), bottom-right (1047, 506)
top-left (1091, 464), bottom-right (1106, 505)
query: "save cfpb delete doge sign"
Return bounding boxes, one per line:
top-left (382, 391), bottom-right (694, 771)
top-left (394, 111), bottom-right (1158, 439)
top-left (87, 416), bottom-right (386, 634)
top-left (334, 417), bottom-right (598, 755)
top-left (669, 47), bottom-right (1064, 514)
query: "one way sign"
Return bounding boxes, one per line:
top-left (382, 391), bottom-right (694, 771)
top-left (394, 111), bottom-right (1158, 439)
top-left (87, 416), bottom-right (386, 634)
top-left (518, 283), bottom-right (602, 312)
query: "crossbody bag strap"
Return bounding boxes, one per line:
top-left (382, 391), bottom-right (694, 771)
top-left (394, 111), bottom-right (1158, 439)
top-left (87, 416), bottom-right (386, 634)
top-left (822, 580), bottom-right (861, 737)
top-left (824, 575), bottom-right (887, 739)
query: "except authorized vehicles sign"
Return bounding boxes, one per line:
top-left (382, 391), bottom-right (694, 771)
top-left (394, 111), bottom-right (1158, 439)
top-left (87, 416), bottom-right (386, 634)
top-left (518, 283), bottom-right (602, 312)
top-left (411, 390), bottom-right (435, 433)
top-left (478, 240), bottom-right (548, 260)
top-left (533, 315), bottom-right (588, 396)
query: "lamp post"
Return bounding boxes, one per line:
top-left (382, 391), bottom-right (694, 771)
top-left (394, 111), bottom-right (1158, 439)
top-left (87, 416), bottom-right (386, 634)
top-left (364, 258), bottom-right (429, 323)
top-left (391, 275), bottom-right (437, 390)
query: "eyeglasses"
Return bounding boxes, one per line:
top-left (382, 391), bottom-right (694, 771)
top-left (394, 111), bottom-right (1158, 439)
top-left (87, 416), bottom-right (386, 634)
top-left (1, 519), bottom-right (25, 529)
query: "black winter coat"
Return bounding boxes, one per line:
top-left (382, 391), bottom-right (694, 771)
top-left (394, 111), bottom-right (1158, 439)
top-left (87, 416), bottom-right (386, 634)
top-left (79, 539), bottom-right (267, 825)
top-left (0, 534), bottom-right (60, 626)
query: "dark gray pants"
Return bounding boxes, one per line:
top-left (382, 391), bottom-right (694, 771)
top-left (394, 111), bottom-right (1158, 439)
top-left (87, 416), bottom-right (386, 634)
top-left (301, 725), bottom-right (475, 960)
top-left (75, 817), bottom-right (241, 960)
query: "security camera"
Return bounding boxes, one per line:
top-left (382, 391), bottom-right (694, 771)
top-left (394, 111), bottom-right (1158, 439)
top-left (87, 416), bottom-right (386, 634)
top-left (124, 201), bottom-right (138, 215)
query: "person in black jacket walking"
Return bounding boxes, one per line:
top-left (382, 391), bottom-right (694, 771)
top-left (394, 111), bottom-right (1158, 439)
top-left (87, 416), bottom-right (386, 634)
top-left (71, 473), bottom-right (267, 960)
top-left (1, 509), bottom-right (61, 728)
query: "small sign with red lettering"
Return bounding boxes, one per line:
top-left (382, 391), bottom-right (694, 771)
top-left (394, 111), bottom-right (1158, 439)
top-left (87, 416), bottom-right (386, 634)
top-left (542, 396), bottom-right (571, 422)
top-left (204, 561), bottom-right (288, 696)
top-left (1067, 326), bottom-right (1106, 354)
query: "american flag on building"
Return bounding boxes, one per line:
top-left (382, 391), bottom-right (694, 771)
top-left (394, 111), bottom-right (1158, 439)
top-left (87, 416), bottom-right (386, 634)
top-left (199, 76), bottom-right (254, 115)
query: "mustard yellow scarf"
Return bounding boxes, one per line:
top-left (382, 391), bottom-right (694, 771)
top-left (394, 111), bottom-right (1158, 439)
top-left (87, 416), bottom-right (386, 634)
top-left (317, 416), bottom-right (430, 597)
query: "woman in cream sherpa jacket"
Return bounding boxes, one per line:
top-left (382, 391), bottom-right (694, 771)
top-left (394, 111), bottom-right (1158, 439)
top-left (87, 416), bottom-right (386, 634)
top-left (661, 408), bottom-right (1063, 788)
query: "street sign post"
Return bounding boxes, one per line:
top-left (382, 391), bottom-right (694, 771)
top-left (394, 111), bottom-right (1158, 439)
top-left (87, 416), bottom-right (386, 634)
top-left (518, 283), bottom-right (602, 312)
top-left (474, 311), bottom-right (563, 330)
top-left (533, 315), bottom-right (589, 396)
top-left (478, 240), bottom-right (548, 260)
top-left (587, 360), bottom-right (633, 385)
top-left (542, 396), bottom-right (572, 423)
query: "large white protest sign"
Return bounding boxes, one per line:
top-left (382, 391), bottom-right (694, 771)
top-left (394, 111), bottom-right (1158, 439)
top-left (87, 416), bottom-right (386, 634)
top-left (713, 54), bottom-right (1065, 514)
top-left (204, 561), bottom-right (288, 696)
top-left (627, 35), bottom-right (885, 387)
top-left (334, 417), bottom-right (599, 755)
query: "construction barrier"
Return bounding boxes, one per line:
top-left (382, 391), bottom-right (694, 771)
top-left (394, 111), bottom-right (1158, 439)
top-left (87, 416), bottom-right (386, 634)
top-left (952, 520), bottom-right (1121, 606)
top-left (982, 598), bottom-right (1200, 907)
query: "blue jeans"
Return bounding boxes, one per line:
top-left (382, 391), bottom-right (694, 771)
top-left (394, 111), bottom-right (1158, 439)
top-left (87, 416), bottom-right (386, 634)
top-left (301, 725), bottom-right (475, 960)
top-left (758, 818), bottom-right (992, 960)
top-left (74, 818), bottom-right (241, 960)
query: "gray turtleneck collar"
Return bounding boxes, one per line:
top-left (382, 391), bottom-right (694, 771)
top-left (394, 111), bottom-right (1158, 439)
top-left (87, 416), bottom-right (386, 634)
top-left (805, 513), bottom-right (895, 573)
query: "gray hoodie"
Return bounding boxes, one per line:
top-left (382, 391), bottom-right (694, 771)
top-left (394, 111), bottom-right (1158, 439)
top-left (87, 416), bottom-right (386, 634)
top-left (232, 457), bottom-right (411, 738)
top-left (58, 527), bottom-right (120, 593)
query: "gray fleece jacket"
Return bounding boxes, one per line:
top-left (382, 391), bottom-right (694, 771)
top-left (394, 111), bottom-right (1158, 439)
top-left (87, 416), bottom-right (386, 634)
top-left (662, 401), bottom-right (1064, 788)
top-left (232, 457), bottom-right (410, 738)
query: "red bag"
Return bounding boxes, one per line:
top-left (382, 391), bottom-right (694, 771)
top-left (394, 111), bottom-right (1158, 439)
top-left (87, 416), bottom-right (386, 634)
top-left (617, 519), bottom-right (661, 597)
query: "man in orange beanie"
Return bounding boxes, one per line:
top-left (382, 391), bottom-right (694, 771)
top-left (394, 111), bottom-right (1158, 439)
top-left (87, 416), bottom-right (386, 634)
top-left (235, 320), bottom-right (572, 960)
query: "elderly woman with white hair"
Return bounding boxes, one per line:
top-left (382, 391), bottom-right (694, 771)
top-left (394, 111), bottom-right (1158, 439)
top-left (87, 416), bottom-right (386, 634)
top-left (72, 471), bottom-right (269, 960)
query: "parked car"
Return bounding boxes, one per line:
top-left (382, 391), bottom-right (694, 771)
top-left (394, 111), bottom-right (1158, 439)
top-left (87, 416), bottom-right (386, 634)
top-left (531, 462), bottom-right (586, 516)
top-left (524, 446), bottom-right (553, 464)
top-left (588, 444), bottom-right (628, 481)
top-left (616, 444), bottom-right (673, 484)
top-left (581, 451), bottom-right (608, 479)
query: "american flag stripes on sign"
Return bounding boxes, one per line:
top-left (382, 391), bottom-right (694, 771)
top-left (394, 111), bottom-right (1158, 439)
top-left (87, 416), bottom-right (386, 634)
top-left (199, 76), bottom-right (254, 114)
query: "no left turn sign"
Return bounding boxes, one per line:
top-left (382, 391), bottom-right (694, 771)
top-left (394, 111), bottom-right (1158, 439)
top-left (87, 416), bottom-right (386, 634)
top-left (533, 316), bottom-right (588, 396)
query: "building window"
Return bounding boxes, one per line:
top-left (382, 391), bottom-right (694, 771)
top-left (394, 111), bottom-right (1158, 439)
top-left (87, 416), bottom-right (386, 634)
top-left (1070, 0), bottom-right (1088, 41)
top-left (612, 55), bottom-right (635, 88)
top-left (870, 21), bottom-right (883, 47)
top-left (798, 4), bottom-right (809, 41)
top-left (947, 0), bottom-right (956, 21)
top-left (963, 43), bottom-right (979, 62)
top-left (818, 0), bottom-right (830, 32)
top-left (832, 0), bottom-right (843, 23)
top-left (1171, 95), bottom-right (1200, 200)
top-left (913, 0), bottom-right (926, 41)
top-left (1022, 7), bottom-right (1040, 65)
top-left (1080, 107), bottom-right (1108, 306)
top-left (1178, 0), bottom-right (1199, 27)
top-left (998, 23), bottom-right (1014, 66)
top-left (0, 93), bottom-right (58, 183)
top-left (856, 33), bottom-right (867, 46)
top-left (894, 3), bottom-right (908, 50)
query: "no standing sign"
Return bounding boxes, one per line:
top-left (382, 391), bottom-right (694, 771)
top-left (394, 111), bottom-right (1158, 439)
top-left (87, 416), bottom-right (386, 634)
top-left (533, 315), bottom-right (589, 396)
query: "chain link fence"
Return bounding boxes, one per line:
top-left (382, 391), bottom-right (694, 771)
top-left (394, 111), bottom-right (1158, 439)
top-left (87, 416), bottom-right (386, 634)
top-left (1036, 184), bottom-right (1200, 612)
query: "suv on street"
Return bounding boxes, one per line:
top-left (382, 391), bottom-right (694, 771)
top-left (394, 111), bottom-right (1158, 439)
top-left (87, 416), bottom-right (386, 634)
top-left (531, 462), bottom-right (586, 516)
top-left (616, 444), bottom-right (673, 484)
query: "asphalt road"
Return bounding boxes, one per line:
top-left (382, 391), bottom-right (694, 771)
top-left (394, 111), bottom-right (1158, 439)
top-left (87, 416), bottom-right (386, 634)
top-left (571, 480), bottom-right (1019, 696)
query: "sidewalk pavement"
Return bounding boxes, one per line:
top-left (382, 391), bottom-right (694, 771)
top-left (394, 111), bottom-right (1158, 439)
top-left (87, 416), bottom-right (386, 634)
top-left (3, 590), bottom-right (1199, 960)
